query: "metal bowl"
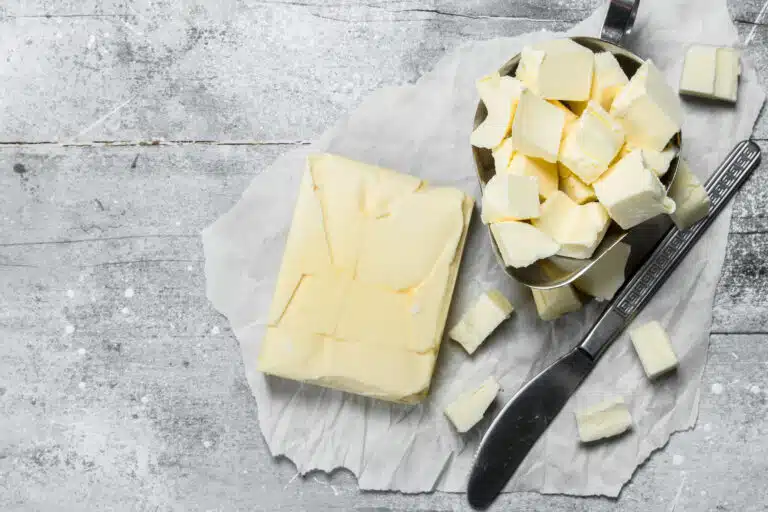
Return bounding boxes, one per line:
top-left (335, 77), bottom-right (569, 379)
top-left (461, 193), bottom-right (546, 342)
top-left (472, 36), bottom-right (681, 290)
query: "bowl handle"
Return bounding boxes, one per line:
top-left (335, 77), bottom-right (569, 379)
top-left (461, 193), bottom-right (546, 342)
top-left (601, 0), bottom-right (640, 45)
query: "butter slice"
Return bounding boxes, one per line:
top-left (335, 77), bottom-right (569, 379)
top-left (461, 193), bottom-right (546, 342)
top-left (532, 191), bottom-right (610, 259)
top-left (444, 377), bottom-right (500, 433)
top-left (471, 74), bottom-right (526, 149)
top-left (532, 284), bottom-right (582, 321)
top-left (679, 45), bottom-right (741, 102)
top-left (516, 39), bottom-right (594, 101)
top-left (715, 47), bottom-right (740, 102)
top-left (481, 173), bottom-right (540, 223)
top-left (611, 60), bottom-right (683, 151)
top-left (259, 154), bottom-right (473, 403)
top-left (667, 158), bottom-right (710, 230)
top-left (449, 290), bottom-right (514, 354)
top-left (574, 241), bottom-right (631, 301)
top-left (491, 221), bottom-right (559, 268)
top-left (629, 321), bottom-right (678, 379)
top-left (510, 89), bottom-right (566, 163)
top-left (593, 149), bottom-right (676, 229)
top-left (507, 153), bottom-right (559, 200)
top-left (591, 52), bottom-right (629, 111)
top-left (558, 164), bottom-right (597, 204)
top-left (559, 101), bottom-right (625, 184)
top-left (575, 397), bottom-right (632, 443)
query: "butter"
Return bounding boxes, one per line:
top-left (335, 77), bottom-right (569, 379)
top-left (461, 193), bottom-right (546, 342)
top-left (490, 221), bottom-right (560, 268)
top-left (629, 321), bottom-right (678, 379)
top-left (667, 158), bottom-right (710, 230)
top-left (449, 290), bottom-right (514, 354)
top-left (510, 89), bottom-right (566, 163)
top-left (591, 52), bottom-right (629, 111)
top-left (617, 143), bottom-right (677, 177)
top-left (532, 191), bottom-right (610, 259)
top-left (531, 284), bottom-right (582, 321)
top-left (471, 74), bottom-right (526, 149)
top-left (259, 154), bottom-right (473, 403)
top-left (559, 100), bottom-right (625, 184)
top-left (516, 39), bottom-right (594, 101)
top-left (611, 60), bottom-right (683, 151)
top-left (574, 241), bottom-right (631, 301)
top-left (506, 153), bottom-right (559, 199)
top-left (679, 45), bottom-right (741, 102)
top-left (444, 377), bottom-right (500, 433)
top-left (481, 173), bottom-right (540, 223)
top-left (714, 47), bottom-right (740, 102)
top-left (548, 99), bottom-right (579, 123)
top-left (558, 164), bottom-right (597, 204)
top-left (492, 138), bottom-right (516, 174)
top-left (575, 397), bottom-right (632, 443)
top-left (593, 149), bottom-right (676, 229)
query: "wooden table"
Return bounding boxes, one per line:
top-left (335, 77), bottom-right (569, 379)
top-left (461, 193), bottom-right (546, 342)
top-left (2, 1), bottom-right (767, 510)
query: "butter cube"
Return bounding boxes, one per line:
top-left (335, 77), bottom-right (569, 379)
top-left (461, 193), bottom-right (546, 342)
top-left (575, 397), bottom-right (632, 443)
top-left (617, 143), bottom-right (677, 177)
top-left (259, 154), bottom-right (473, 403)
top-left (471, 74), bottom-right (526, 149)
top-left (507, 153), bottom-right (559, 199)
top-left (715, 47), bottom-right (740, 102)
top-left (667, 159), bottom-right (710, 230)
top-left (611, 60), bottom-right (683, 151)
top-left (444, 377), bottom-right (500, 433)
top-left (491, 221), bottom-right (560, 268)
top-left (481, 173), bottom-right (540, 223)
top-left (532, 191), bottom-right (610, 259)
top-left (629, 321), bottom-right (678, 379)
top-left (574, 241), bottom-right (631, 300)
top-left (449, 290), bottom-right (514, 354)
top-left (516, 39), bottom-right (594, 101)
top-left (532, 284), bottom-right (582, 321)
top-left (510, 89), bottom-right (566, 163)
top-left (593, 149), bottom-right (676, 229)
top-left (591, 52), bottom-right (629, 111)
top-left (559, 101), bottom-right (625, 184)
top-left (679, 45), bottom-right (741, 102)
top-left (492, 138), bottom-right (515, 174)
top-left (558, 164), bottom-right (597, 204)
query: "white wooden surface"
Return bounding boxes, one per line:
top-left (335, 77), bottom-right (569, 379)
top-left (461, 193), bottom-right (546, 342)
top-left (2, 1), bottom-right (768, 510)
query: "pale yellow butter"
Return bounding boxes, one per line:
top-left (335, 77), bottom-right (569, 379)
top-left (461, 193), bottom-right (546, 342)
top-left (490, 221), bottom-right (560, 268)
top-left (558, 164), bottom-right (597, 204)
top-left (516, 39), bottom-right (594, 101)
top-left (444, 377), bottom-right (500, 433)
top-left (510, 89), bottom-right (566, 163)
top-left (714, 47), bottom-right (740, 102)
top-left (531, 284), bottom-right (582, 321)
top-left (532, 191), bottom-right (610, 259)
top-left (667, 158), bottom-right (710, 230)
top-left (471, 74), bottom-right (526, 149)
top-left (591, 52), bottom-right (629, 111)
top-left (629, 321), bottom-right (678, 379)
top-left (575, 397), bottom-right (632, 443)
top-left (507, 153), bottom-right (559, 200)
top-left (617, 143), bottom-right (677, 177)
top-left (679, 45), bottom-right (741, 102)
top-left (574, 241), bottom-right (631, 301)
top-left (481, 173), bottom-right (540, 223)
top-left (449, 290), bottom-right (514, 354)
top-left (259, 154), bottom-right (473, 403)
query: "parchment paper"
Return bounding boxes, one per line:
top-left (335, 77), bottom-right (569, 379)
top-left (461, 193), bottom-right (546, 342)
top-left (202, 0), bottom-right (765, 496)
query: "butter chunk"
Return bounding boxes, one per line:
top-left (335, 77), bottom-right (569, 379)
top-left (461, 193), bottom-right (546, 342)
top-left (471, 74), bottom-right (526, 149)
top-left (510, 89), bottom-right (566, 163)
top-left (532, 191), bottom-right (610, 259)
top-left (611, 60), bottom-right (683, 151)
top-left (449, 290), bottom-right (514, 354)
top-left (679, 45), bottom-right (717, 97)
top-left (532, 284), bottom-right (582, 321)
top-left (617, 143), bottom-right (677, 177)
top-left (594, 149), bottom-right (676, 229)
top-left (492, 138), bottom-right (516, 174)
top-left (259, 154), bottom-right (473, 403)
top-left (715, 47), bottom-right (740, 102)
top-left (591, 52), bottom-right (629, 111)
top-left (559, 101), bottom-right (625, 184)
top-left (516, 39), bottom-right (594, 101)
top-left (507, 153), bottom-right (559, 200)
top-left (629, 321), bottom-right (678, 379)
top-left (574, 241), bottom-right (631, 301)
top-left (444, 377), bottom-right (500, 433)
top-left (481, 173), bottom-right (540, 223)
top-left (558, 164), bottom-right (596, 204)
top-left (575, 397), bottom-right (632, 443)
top-left (667, 158), bottom-right (710, 230)
top-left (491, 221), bottom-right (559, 268)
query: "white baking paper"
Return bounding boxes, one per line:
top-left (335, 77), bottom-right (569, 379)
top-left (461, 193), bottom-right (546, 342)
top-left (202, 0), bottom-right (764, 496)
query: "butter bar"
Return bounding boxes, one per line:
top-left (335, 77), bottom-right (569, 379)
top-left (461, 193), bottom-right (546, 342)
top-left (532, 284), bottom-right (582, 321)
top-left (667, 158), bottom-right (710, 230)
top-left (259, 154), bottom-right (473, 403)
top-left (444, 377), bottom-right (500, 433)
top-left (491, 221), bottom-right (560, 268)
top-left (575, 397), bottom-right (632, 443)
top-left (516, 39), bottom-right (594, 101)
top-left (629, 321), bottom-right (678, 379)
top-left (449, 290), bottom-right (514, 354)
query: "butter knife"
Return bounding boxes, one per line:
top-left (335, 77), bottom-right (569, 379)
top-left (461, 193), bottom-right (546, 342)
top-left (466, 140), bottom-right (762, 510)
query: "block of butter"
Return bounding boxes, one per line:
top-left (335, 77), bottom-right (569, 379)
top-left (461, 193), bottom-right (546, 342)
top-left (611, 60), bottom-right (683, 152)
top-left (629, 321), bottom-right (678, 379)
top-left (444, 377), bottom-right (500, 433)
top-left (532, 191), bottom-right (610, 259)
top-left (516, 39), bottom-right (594, 101)
top-left (594, 149), bottom-right (676, 229)
top-left (559, 164), bottom-right (596, 204)
top-left (510, 89), bottom-right (566, 163)
top-left (532, 284), bottom-right (582, 321)
top-left (449, 289), bottom-right (514, 354)
top-left (491, 221), bottom-right (560, 268)
top-left (507, 152), bottom-right (559, 199)
top-left (618, 143), bottom-right (678, 177)
top-left (471, 74), bottom-right (526, 149)
top-left (667, 158), bottom-right (710, 230)
top-left (559, 100), bottom-right (625, 184)
top-left (481, 173), bottom-right (540, 223)
top-left (591, 52), bottom-right (630, 111)
top-left (679, 45), bottom-right (741, 102)
top-left (575, 397), bottom-right (632, 443)
top-left (574, 241), bottom-right (631, 301)
top-left (492, 138), bottom-right (516, 174)
top-left (258, 154), bottom-right (473, 403)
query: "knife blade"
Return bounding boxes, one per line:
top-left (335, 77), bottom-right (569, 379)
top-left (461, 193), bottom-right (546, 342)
top-left (466, 140), bottom-right (762, 510)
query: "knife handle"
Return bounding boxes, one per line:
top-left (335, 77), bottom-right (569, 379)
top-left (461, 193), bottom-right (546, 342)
top-left (580, 140), bottom-right (761, 359)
